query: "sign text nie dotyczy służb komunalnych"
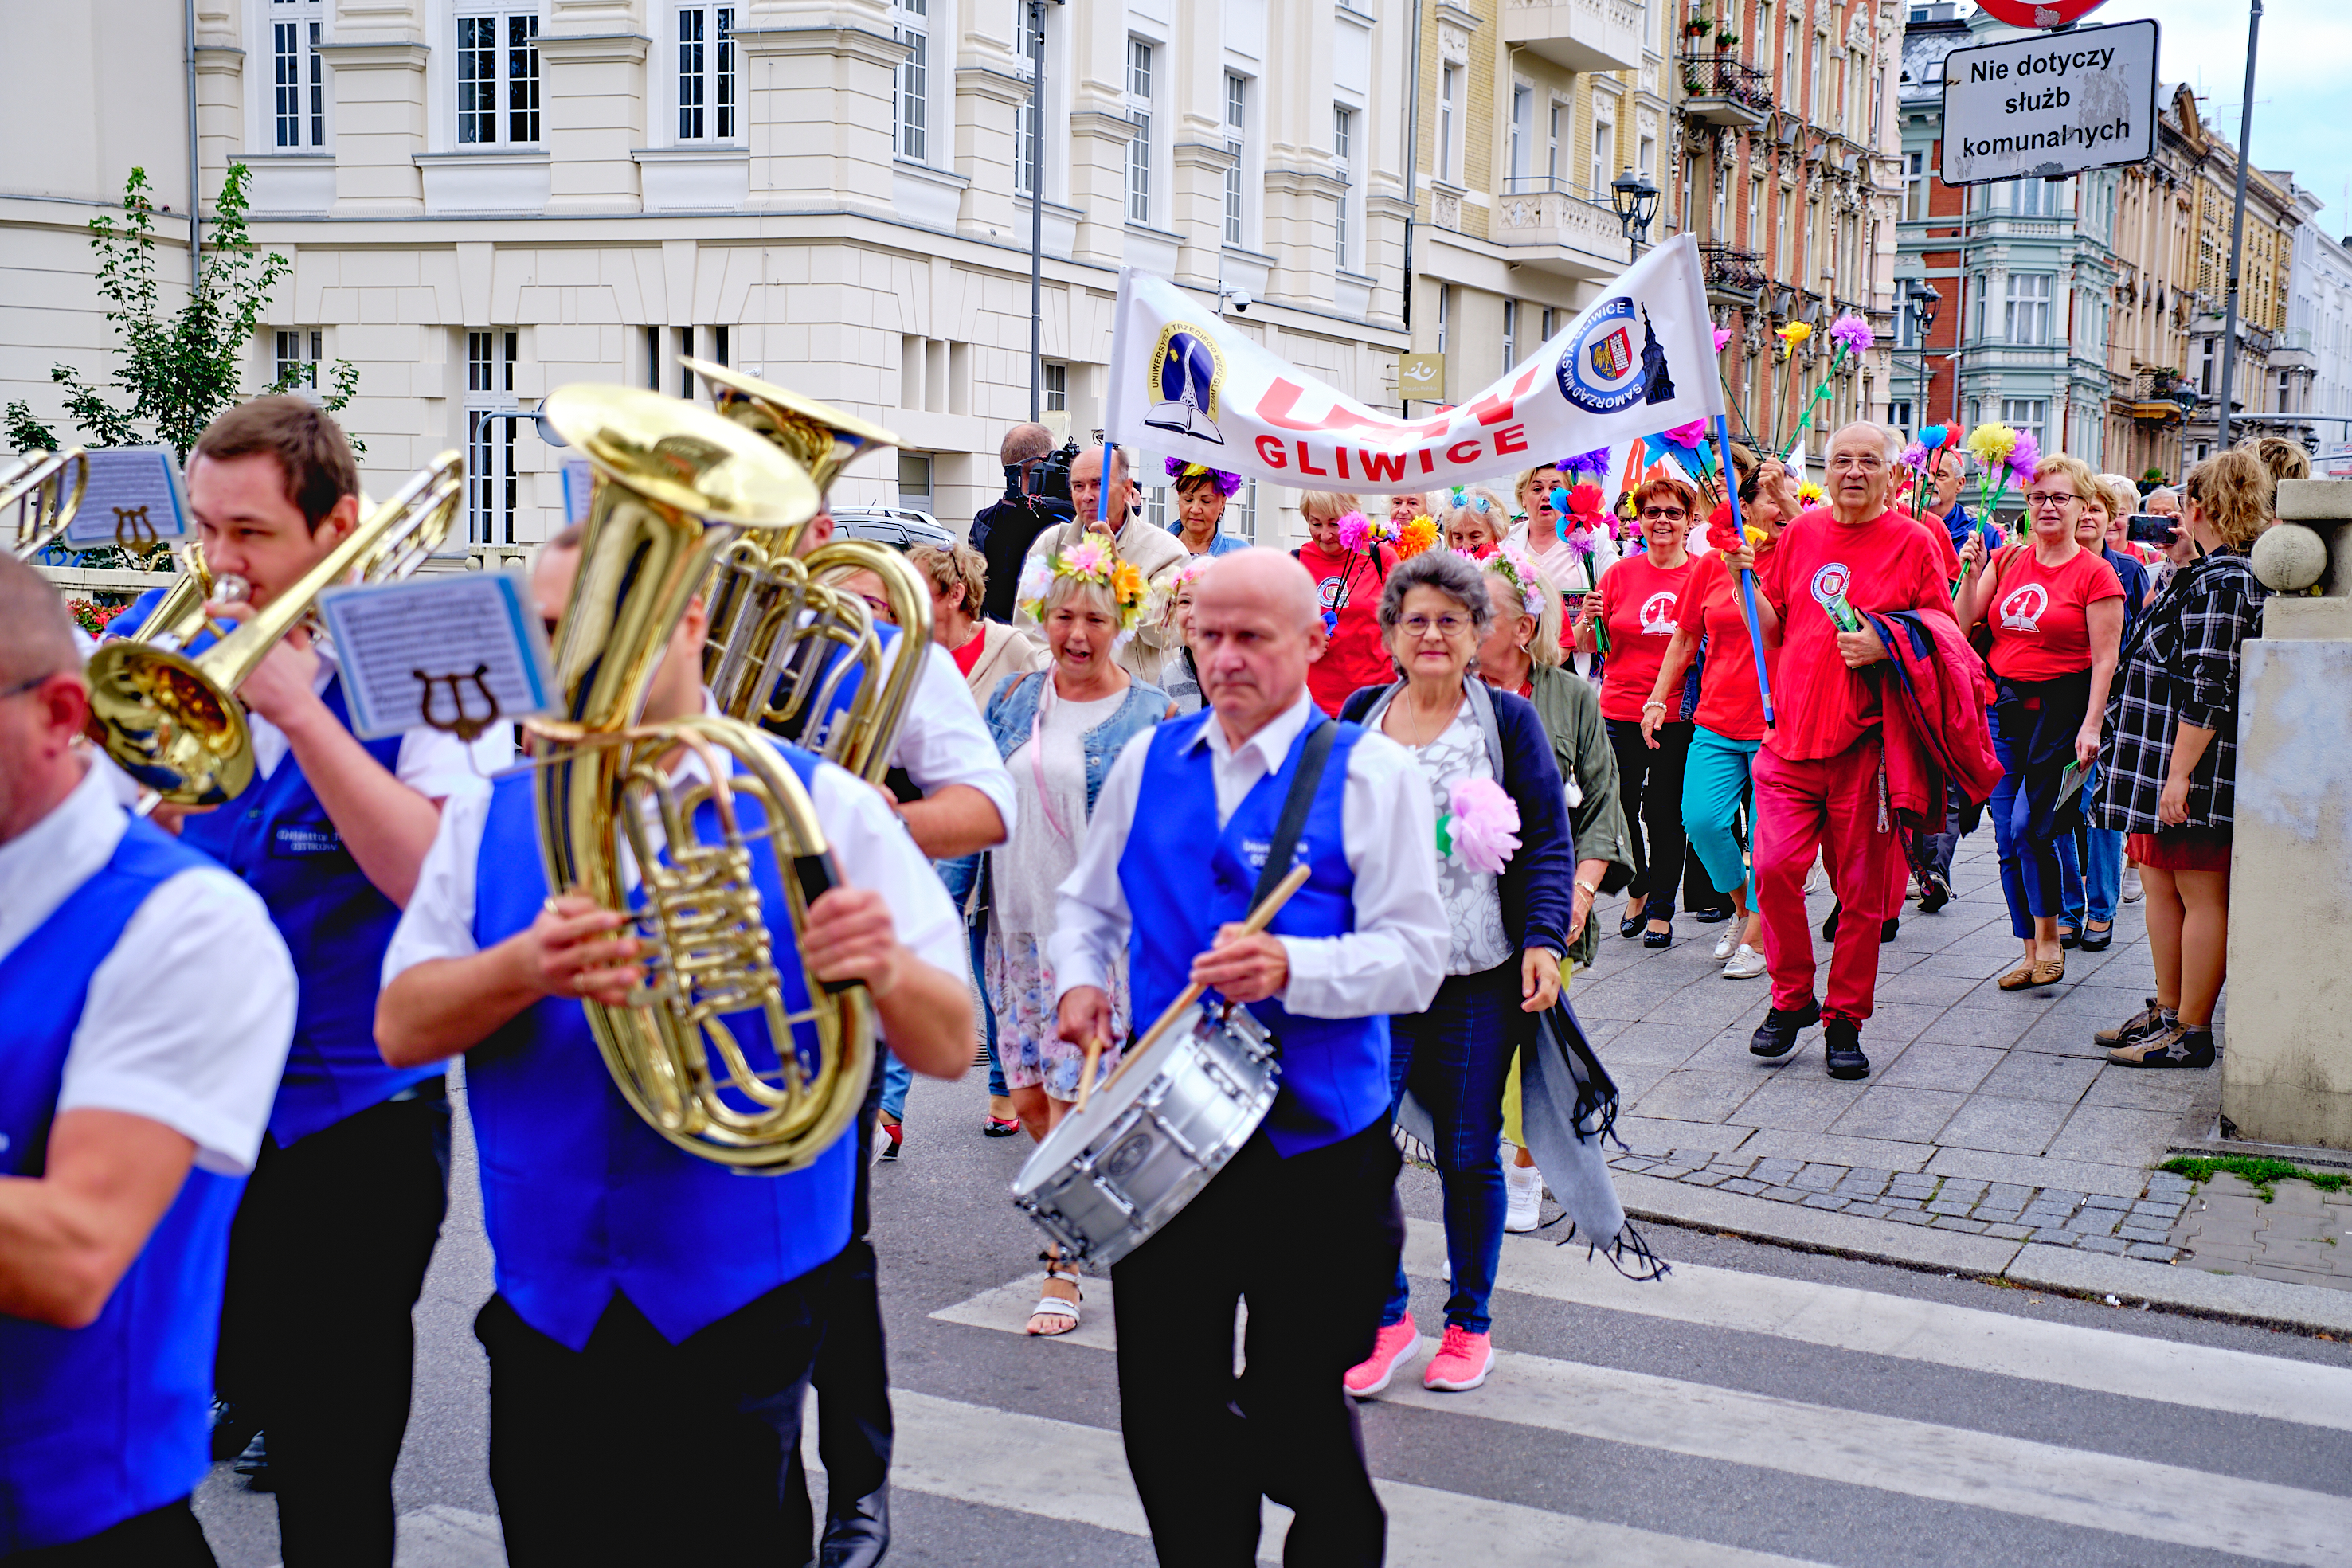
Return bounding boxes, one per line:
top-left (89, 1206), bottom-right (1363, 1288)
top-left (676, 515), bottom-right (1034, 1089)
top-left (1939, 18), bottom-right (2158, 187)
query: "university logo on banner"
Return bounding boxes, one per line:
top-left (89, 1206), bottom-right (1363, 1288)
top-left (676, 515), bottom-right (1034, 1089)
top-left (1103, 234), bottom-right (1724, 492)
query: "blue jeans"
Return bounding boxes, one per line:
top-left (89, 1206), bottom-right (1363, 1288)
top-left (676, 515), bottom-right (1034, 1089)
top-left (1380, 960), bottom-right (1521, 1335)
top-left (2057, 815), bottom-right (2123, 929)
top-left (1989, 705), bottom-right (2067, 940)
top-left (969, 918), bottom-right (1008, 1099)
top-left (1681, 724), bottom-right (1759, 905)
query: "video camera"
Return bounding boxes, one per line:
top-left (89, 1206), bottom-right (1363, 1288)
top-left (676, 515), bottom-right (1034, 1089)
top-left (1007, 441), bottom-right (1080, 522)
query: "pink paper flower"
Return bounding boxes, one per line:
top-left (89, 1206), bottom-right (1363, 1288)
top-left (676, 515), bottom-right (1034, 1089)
top-left (1336, 510), bottom-right (1372, 551)
top-left (2007, 432), bottom-right (2041, 483)
top-left (1446, 777), bottom-right (1522, 874)
top-left (1664, 420), bottom-right (1709, 449)
top-left (1061, 537), bottom-right (1109, 576)
top-left (1828, 314), bottom-right (1874, 357)
top-left (1713, 327), bottom-right (1733, 353)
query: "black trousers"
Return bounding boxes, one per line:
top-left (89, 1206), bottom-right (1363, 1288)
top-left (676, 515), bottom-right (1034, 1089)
top-left (1607, 717), bottom-right (1694, 918)
top-left (215, 1089), bottom-right (449, 1567)
top-left (474, 1261), bottom-right (837, 1566)
top-left (1112, 1120), bottom-right (1403, 1568)
top-left (6, 1501), bottom-right (216, 1568)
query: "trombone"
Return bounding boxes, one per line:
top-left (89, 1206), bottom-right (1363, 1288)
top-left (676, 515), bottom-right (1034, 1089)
top-left (84, 453), bottom-right (465, 805)
top-left (6, 447), bottom-right (89, 561)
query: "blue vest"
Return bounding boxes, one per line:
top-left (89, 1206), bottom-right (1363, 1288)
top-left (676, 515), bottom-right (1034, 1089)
top-left (466, 748), bottom-right (855, 1352)
top-left (1118, 710), bottom-right (1387, 1158)
top-left (0, 823), bottom-right (246, 1553)
top-left (178, 676), bottom-right (436, 1144)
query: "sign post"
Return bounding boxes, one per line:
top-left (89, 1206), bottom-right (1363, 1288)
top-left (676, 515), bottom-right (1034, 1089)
top-left (1939, 18), bottom-right (2158, 188)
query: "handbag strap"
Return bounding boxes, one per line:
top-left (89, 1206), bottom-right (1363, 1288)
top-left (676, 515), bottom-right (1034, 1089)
top-left (1250, 713), bottom-right (1339, 913)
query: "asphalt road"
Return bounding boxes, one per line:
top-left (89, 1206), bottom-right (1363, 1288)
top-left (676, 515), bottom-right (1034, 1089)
top-left (196, 1057), bottom-right (2352, 1568)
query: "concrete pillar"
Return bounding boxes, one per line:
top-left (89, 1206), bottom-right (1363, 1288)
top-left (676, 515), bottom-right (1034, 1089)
top-left (2224, 477), bottom-right (2352, 1148)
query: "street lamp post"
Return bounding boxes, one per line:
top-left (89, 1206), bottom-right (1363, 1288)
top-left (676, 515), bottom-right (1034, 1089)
top-left (1904, 277), bottom-right (1941, 433)
top-left (1610, 167), bottom-right (1661, 256)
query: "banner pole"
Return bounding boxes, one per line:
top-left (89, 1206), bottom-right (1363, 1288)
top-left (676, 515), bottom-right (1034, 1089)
top-left (1715, 413), bottom-right (1775, 729)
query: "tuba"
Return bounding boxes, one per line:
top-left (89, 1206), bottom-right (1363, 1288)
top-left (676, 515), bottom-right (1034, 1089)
top-left (84, 452), bottom-right (464, 804)
top-left (682, 358), bottom-right (932, 784)
top-left (5, 447), bottom-right (90, 561)
top-left (531, 382), bottom-right (875, 1172)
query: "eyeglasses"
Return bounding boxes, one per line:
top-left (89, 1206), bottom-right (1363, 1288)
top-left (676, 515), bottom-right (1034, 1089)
top-left (1399, 613), bottom-right (1471, 639)
top-left (1638, 507), bottom-right (1688, 522)
top-left (2026, 491), bottom-right (2080, 510)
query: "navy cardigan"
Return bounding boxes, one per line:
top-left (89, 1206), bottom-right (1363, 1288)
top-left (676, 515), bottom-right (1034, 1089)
top-left (1340, 679), bottom-right (1576, 960)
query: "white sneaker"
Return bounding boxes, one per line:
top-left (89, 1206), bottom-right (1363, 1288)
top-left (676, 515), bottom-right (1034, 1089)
top-left (2122, 866), bottom-right (2143, 903)
top-left (1712, 925), bottom-right (1741, 961)
top-left (1721, 944), bottom-right (1769, 980)
top-left (1504, 1160), bottom-right (1544, 1232)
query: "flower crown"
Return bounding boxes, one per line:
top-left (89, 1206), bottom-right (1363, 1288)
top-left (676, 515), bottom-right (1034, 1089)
top-left (1016, 537), bottom-right (1149, 633)
top-left (1479, 541), bottom-right (1547, 616)
top-left (1165, 457), bottom-right (1243, 497)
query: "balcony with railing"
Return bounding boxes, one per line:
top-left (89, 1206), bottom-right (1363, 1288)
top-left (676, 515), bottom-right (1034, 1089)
top-left (1677, 53), bottom-right (1771, 129)
top-left (1698, 241), bottom-right (1767, 304)
top-left (1504, 0), bottom-right (1646, 75)
top-left (1495, 177), bottom-right (1633, 280)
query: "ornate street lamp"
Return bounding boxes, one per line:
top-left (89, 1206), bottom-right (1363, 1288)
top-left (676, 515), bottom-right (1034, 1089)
top-left (1611, 166), bottom-right (1661, 254)
top-left (1904, 278), bottom-right (1940, 430)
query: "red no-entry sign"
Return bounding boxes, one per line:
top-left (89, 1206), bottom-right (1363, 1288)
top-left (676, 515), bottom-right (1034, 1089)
top-left (1975, 0), bottom-right (2108, 25)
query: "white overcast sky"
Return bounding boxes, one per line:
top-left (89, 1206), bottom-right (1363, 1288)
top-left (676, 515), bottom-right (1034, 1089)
top-left (2025, 0), bottom-right (2351, 227)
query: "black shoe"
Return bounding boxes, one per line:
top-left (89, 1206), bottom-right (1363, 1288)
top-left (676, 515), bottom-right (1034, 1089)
top-left (209, 1398), bottom-right (259, 1462)
top-left (2109, 1023), bottom-right (2214, 1069)
top-left (1824, 1019), bottom-right (1871, 1081)
top-left (1643, 925), bottom-right (1673, 949)
top-left (1821, 905), bottom-right (1840, 943)
top-left (2079, 921), bottom-right (2114, 952)
top-left (1693, 905), bottom-right (1735, 925)
top-left (233, 1430), bottom-right (273, 1492)
top-left (1916, 872), bottom-right (1951, 914)
top-left (819, 1488), bottom-right (890, 1568)
top-left (2094, 997), bottom-right (2166, 1049)
top-left (2059, 922), bottom-right (2082, 950)
top-left (1749, 996), bottom-right (1822, 1058)
top-left (1619, 907), bottom-right (1647, 940)
top-left (1881, 917), bottom-right (1900, 943)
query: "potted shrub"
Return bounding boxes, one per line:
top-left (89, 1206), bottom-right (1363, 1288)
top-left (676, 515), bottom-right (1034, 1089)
top-left (1716, 28), bottom-right (1741, 48)
top-left (1685, 15), bottom-right (1714, 37)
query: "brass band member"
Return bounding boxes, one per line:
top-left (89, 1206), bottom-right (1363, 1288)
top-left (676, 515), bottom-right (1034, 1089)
top-left (374, 530), bottom-right (972, 1563)
top-left (0, 557), bottom-right (295, 1563)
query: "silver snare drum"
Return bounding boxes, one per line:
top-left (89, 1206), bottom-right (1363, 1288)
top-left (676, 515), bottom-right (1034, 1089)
top-left (1011, 1003), bottom-right (1278, 1268)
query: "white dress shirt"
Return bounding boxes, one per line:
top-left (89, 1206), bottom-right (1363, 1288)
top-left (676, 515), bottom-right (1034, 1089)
top-left (384, 697), bottom-right (966, 989)
top-left (0, 761), bottom-right (295, 1175)
top-left (890, 636), bottom-right (1017, 839)
top-left (1047, 690), bottom-right (1447, 1021)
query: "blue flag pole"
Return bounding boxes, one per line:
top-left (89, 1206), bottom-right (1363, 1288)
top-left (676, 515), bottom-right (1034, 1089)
top-left (1097, 438), bottom-right (1114, 530)
top-left (1714, 414), bottom-right (1775, 729)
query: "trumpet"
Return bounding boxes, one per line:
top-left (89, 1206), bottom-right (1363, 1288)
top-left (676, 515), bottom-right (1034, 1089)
top-left (83, 453), bottom-right (464, 805)
top-left (531, 382), bottom-right (874, 1171)
top-left (683, 358), bottom-right (932, 784)
top-left (5, 447), bottom-right (89, 561)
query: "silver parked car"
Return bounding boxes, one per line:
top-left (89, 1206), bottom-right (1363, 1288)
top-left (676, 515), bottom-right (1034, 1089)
top-left (828, 506), bottom-right (954, 553)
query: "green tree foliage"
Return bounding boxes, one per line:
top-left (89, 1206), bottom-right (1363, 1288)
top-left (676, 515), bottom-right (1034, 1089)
top-left (5, 164), bottom-right (361, 459)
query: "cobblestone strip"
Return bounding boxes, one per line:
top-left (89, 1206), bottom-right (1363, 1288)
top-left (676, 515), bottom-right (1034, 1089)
top-left (1609, 1150), bottom-right (2194, 1262)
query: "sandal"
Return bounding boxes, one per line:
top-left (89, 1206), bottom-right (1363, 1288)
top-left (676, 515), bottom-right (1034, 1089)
top-left (1998, 964), bottom-right (2039, 991)
top-left (2030, 956), bottom-right (2066, 987)
top-left (1025, 1252), bottom-right (1082, 1337)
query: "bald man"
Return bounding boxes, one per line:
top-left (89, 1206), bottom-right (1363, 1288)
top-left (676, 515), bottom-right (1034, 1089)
top-left (1050, 549), bottom-right (1446, 1566)
top-left (0, 557), bottom-right (295, 1561)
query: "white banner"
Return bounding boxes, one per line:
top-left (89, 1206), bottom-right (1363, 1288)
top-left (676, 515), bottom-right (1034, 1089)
top-left (1105, 234), bottom-right (1725, 494)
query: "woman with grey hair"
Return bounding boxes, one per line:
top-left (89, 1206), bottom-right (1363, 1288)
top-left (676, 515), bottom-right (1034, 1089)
top-left (1336, 548), bottom-right (1575, 1398)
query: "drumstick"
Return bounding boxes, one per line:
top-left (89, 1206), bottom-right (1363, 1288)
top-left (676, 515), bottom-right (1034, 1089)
top-left (1074, 1034), bottom-right (1106, 1114)
top-left (1091, 863), bottom-right (1315, 1104)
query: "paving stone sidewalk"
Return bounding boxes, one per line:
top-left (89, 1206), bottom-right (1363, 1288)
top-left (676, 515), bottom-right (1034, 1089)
top-left (2171, 1171), bottom-right (2352, 1292)
top-left (1576, 827), bottom-right (2216, 1265)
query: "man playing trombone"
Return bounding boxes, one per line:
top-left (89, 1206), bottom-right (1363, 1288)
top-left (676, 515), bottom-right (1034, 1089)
top-left (107, 397), bottom-right (512, 1563)
top-left (374, 524), bottom-right (972, 1562)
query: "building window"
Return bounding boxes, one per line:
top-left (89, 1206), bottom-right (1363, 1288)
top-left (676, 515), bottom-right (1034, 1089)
top-left (2005, 272), bottom-right (2054, 345)
top-left (1015, 11), bottom-right (1043, 196)
top-left (1810, 36), bottom-right (1822, 122)
top-left (1126, 39), bottom-right (1155, 223)
top-left (677, 6), bottom-right (735, 141)
top-left (2001, 397), bottom-right (2049, 452)
top-left (894, 0), bottom-right (928, 162)
top-left (457, 10), bottom-right (540, 145)
top-left (465, 330), bottom-right (520, 545)
top-left (1235, 479), bottom-right (1258, 544)
top-left (274, 329), bottom-right (323, 389)
top-left (1591, 104), bottom-right (1615, 199)
top-left (1333, 106), bottom-right (1355, 270)
top-left (272, 2), bottom-right (327, 150)
top-left (1509, 84), bottom-right (1531, 186)
top-left (1043, 362), bottom-right (1066, 413)
top-left (1546, 100), bottom-right (1565, 187)
top-left (1224, 73), bottom-right (1246, 246)
top-left (1434, 284), bottom-right (1450, 354)
top-left (1889, 397), bottom-right (1914, 431)
top-left (1903, 151), bottom-right (1927, 221)
top-left (1145, 478), bottom-right (1168, 532)
top-left (1437, 63), bottom-right (1462, 185)
top-left (1501, 299), bottom-right (1518, 374)
top-left (898, 452), bottom-right (933, 511)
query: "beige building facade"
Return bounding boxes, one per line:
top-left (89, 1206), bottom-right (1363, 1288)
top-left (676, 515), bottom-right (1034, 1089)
top-left (4, 0), bottom-right (1420, 555)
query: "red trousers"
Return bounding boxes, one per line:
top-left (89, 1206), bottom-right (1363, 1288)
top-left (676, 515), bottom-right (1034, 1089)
top-left (1753, 736), bottom-right (1900, 1023)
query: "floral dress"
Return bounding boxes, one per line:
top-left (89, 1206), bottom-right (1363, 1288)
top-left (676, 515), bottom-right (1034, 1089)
top-left (1403, 704), bottom-right (1512, 977)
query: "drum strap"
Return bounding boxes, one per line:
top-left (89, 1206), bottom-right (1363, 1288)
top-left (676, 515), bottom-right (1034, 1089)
top-left (1250, 714), bottom-right (1338, 914)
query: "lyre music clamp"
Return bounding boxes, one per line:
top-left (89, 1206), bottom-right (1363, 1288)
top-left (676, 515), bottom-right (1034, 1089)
top-left (112, 504), bottom-right (162, 553)
top-left (415, 663), bottom-right (501, 742)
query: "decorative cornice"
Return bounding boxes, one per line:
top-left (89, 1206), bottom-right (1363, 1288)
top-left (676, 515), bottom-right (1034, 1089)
top-left (537, 32), bottom-right (650, 65)
top-left (956, 66), bottom-right (1031, 108)
top-left (314, 40), bottom-right (428, 70)
top-left (1262, 166), bottom-right (1346, 199)
top-left (1067, 110), bottom-right (1140, 143)
top-left (1172, 140), bottom-right (1237, 173)
top-left (732, 25), bottom-right (903, 68)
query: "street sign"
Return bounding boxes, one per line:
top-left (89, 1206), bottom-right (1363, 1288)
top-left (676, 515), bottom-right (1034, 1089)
top-left (1397, 351), bottom-right (1445, 402)
top-left (1975, 0), bottom-right (2107, 26)
top-left (1939, 18), bottom-right (2158, 187)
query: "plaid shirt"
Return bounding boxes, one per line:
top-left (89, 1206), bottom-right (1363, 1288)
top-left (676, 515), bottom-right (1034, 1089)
top-left (2092, 550), bottom-right (2266, 835)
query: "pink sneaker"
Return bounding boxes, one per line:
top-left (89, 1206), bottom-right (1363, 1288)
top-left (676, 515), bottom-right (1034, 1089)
top-left (1422, 1325), bottom-right (1493, 1392)
top-left (1344, 1313), bottom-right (1420, 1398)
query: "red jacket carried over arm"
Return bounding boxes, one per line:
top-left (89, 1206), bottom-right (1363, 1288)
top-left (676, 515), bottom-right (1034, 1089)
top-left (1863, 608), bottom-right (2002, 833)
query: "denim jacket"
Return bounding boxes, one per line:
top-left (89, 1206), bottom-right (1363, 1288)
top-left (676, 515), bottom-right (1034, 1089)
top-left (940, 669), bottom-right (1170, 918)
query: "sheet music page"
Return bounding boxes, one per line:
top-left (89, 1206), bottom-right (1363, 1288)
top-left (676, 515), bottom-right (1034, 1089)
top-left (63, 446), bottom-right (191, 548)
top-left (317, 573), bottom-right (556, 740)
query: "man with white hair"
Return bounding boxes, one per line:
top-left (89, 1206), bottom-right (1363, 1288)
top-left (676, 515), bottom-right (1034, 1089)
top-left (1019, 444), bottom-right (1188, 684)
top-left (1742, 423), bottom-right (1957, 1081)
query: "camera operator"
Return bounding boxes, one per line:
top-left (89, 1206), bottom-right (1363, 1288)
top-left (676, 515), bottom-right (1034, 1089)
top-left (974, 424), bottom-right (1074, 624)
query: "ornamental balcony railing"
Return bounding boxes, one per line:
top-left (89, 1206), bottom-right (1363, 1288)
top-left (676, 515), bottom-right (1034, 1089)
top-left (1677, 53), bottom-right (1772, 122)
top-left (1698, 241), bottom-right (1767, 302)
top-left (1494, 178), bottom-right (1633, 280)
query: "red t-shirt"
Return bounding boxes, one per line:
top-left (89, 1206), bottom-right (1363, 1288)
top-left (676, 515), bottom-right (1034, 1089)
top-left (950, 627), bottom-right (987, 679)
top-left (1298, 540), bottom-right (1402, 715)
top-left (1759, 508), bottom-right (1950, 761)
top-left (1595, 551), bottom-right (1698, 723)
top-left (1689, 552), bottom-right (1777, 742)
top-left (1981, 545), bottom-right (2125, 683)
top-left (1889, 503), bottom-right (1964, 579)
